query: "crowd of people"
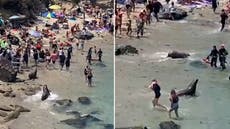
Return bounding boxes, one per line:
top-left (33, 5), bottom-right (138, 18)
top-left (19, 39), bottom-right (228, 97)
top-left (0, 1), bottom-right (112, 87)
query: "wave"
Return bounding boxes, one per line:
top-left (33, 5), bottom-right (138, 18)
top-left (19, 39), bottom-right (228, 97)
top-left (141, 52), bottom-right (169, 62)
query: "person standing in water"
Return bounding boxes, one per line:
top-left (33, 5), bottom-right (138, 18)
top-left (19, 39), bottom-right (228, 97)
top-left (220, 9), bottom-right (228, 32)
top-left (97, 48), bottom-right (103, 62)
top-left (207, 45), bottom-right (219, 68)
top-left (219, 44), bottom-right (228, 70)
top-left (148, 79), bottom-right (167, 110)
top-left (168, 89), bottom-right (179, 118)
top-left (87, 71), bottom-right (93, 87)
top-left (212, 0), bottom-right (218, 13)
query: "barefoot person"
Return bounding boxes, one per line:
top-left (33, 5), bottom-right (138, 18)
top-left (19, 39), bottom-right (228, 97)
top-left (169, 89), bottom-right (179, 118)
top-left (148, 79), bottom-right (167, 110)
top-left (220, 9), bottom-right (228, 32)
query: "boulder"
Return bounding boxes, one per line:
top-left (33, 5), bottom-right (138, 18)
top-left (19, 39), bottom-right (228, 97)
top-left (0, 58), bottom-right (17, 82)
top-left (0, 105), bottom-right (14, 112)
top-left (159, 121), bottom-right (180, 129)
top-left (168, 51), bottom-right (190, 59)
top-left (55, 99), bottom-right (73, 106)
top-left (78, 97), bottom-right (91, 105)
top-left (159, 8), bottom-right (187, 20)
top-left (115, 45), bottom-right (139, 56)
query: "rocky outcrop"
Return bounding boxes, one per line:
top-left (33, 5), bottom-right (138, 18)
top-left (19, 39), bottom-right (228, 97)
top-left (78, 97), bottom-right (91, 105)
top-left (168, 51), bottom-right (190, 59)
top-left (115, 45), bottom-right (139, 56)
top-left (20, 86), bottom-right (41, 96)
top-left (0, 105), bottom-right (30, 122)
top-left (159, 121), bottom-right (180, 129)
top-left (55, 99), bottom-right (73, 106)
top-left (0, 58), bottom-right (17, 82)
top-left (0, 86), bottom-right (16, 98)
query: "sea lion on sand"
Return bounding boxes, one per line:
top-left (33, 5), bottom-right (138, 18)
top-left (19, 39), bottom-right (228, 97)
top-left (28, 67), bottom-right (37, 80)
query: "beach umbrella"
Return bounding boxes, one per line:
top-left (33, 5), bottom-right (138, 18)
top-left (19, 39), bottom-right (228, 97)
top-left (29, 30), bottom-right (42, 38)
top-left (49, 5), bottom-right (61, 10)
top-left (42, 12), bottom-right (56, 18)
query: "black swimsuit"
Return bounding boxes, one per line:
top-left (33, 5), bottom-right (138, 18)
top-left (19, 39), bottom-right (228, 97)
top-left (152, 84), bottom-right (161, 98)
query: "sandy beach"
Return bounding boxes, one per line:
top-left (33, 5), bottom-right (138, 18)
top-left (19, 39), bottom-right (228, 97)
top-left (116, 1), bottom-right (230, 129)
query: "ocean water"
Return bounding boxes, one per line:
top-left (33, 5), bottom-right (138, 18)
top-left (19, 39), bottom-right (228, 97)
top-left (116, 21), bottom-right (230, 129)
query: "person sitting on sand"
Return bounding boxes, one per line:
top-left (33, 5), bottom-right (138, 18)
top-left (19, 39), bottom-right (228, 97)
top-left (148, 79), bottom-right (167, 110)
top-left (169, 89), bottom-right (179, 118)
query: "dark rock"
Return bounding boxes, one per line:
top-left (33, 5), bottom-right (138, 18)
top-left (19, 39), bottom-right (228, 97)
top-left (41, 85), bottom-right (50, 101)
top-left (78, 97), bottom-right (91, 105)
top-left (159, 121), bottom-right (180, 129)
top-left (0, 58), bottom-right (17, 82)
top-left (55, 99), bottom-right (73, 106)
top-left (168, 51), bottom-right (190, 59)
top-left (116, 45), bottom-right (139, 56)
top-left (104, 124), bottom-right (114, 129)
top-left (159, 8), bottom-right (187, 20)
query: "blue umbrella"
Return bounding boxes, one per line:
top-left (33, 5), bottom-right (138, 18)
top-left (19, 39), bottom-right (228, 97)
top-left (29, 30), bottom-right (42, 38)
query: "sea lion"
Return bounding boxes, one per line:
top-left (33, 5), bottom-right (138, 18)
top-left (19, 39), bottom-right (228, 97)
top-left (41, 85), bottom-right (50, 101)
top-left (177, 79), bottom-right (198, 96)
top-left (28, 67), bottom-right (37, 80)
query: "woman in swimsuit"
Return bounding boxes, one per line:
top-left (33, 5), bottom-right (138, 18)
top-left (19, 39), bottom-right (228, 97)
top-left (169, 89), bottom-right (179, 118)
top-left (148, 79), bottom-right (167, 110)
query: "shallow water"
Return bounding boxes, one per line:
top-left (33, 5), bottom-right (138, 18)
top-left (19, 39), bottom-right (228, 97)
top-left (116, 21), bottom-right (230, 129)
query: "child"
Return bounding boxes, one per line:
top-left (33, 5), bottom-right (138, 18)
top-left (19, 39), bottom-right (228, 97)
top-left (169, 89), bottom-right (179, 118)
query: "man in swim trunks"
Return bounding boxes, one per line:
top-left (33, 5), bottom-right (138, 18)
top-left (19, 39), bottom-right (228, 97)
top-left (207, 45), bottom-right (219, 68)
top-left (148, 79), bottom-right (167, 110)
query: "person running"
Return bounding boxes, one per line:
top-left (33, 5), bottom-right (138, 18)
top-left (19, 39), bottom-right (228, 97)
top-left (212, 0), bottom-right (218, 13)
top-left (218, 44), bottom-right (228, 70)
top-left (168, 89), bottom-right (179, 118)
top-left (207, 45), bottom-right (219, 67)
top-left (97, 48), bottom-right (103, 62)
top-left (220, 9), bottom-right (228, 32)
top-left (148, 79), bottom-right (167, 110)
top-left (152, 0), bottom-right (163, 22)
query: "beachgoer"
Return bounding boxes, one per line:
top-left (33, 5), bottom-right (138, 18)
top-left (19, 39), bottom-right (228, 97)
top-left (218, 44), bottom-right (228, 70)
top-left (87, 47), bottom-right (93, 65)
top-left (87, 71), bottom-right (93, 86)
top-left (136, 17), bottom-right (144, 38)
top-left (148, 79), bottom-right (167, 110)
top-left (169, 89), bottom-right (179, 118)
top-left (220, 9), bottom-right (228, 32)
top-left (23, 50), bottom-right (29, 67)
top-left (207, 45), bottom-right (219, 67)
top-left (45, 49), bottom-right (51, 68)
top-left (51, 50), bottom-right (58, 65)
top-left (65, 58), bottom-right (70, 70)
top-left (125, 0), bottom-right (132, 19)
top-left (126, 19), bottom-right (132, 36)
top-left (212, 0), bottom-right (218, 13)
top-left (84, 65), bottom-right (90, 82)
top-left (33, 49), bottom-right (39, 66)
top-left (97, 48), bottom-right (103, 62)
top-left (59, 51), bottom-right (66, 70)
top-left (166, 0), bottom-right (170, 4)
top-left (152, 0), bottom-right (163, 22)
